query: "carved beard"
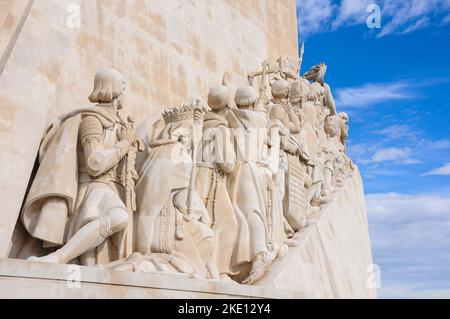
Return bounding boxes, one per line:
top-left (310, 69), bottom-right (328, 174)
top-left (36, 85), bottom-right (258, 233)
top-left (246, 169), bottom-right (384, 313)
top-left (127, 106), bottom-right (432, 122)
top-left (325, 125), bottom-right (337, 137)
top-left (115, 93), bottom-right (125, 110)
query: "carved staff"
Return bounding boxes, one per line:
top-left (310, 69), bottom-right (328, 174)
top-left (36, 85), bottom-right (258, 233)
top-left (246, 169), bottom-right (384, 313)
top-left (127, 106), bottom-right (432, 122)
top-left (186, 98), bottom-right (207, 216)
top-left (255, 61), bottom-right (270, 112)
top-left (124, 116), bottom-right (139, 212)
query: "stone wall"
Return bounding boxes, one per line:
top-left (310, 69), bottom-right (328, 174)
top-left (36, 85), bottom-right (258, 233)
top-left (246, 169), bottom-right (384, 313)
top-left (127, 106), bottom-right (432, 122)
top-left (0, 0), bottom-right (298, 257)
top-left (260, 168), bottom-right (378, 298)
top-left (0, 258), bottom-right (310, 299)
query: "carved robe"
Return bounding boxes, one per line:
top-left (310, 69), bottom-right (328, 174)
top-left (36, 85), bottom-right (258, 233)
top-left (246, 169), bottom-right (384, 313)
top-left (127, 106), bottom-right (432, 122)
top-left (226, 108), bottom-right (273, 260)
top-left (134, 131), bottom-right (215, 278)
top-left (195, 111), bottom-right (249, 275)
top-left (20, 106), bottom-right (132, 265)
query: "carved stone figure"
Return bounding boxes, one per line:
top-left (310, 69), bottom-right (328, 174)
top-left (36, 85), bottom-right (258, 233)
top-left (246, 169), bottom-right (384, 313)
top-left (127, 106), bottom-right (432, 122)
top-left (269, 79), bottom-right (301, 134)
top-left (10, 53), bottom-right (356, 289)
top-left (194, 85), bottom-right (248, 280)
top-left (289, 78), bottom-right (327, 213)
top-left (339, 112), bottom-right (349, 147)
top-left (21, 68), bottom-right (141, 265)
top-left (226, 86), bottom-right (276, 284)
top-left (289, 77), bottom-right (311, 126)
top-left (303, 62), bottom-right (337, 117)
top-left (322, 115), bottom-right (345, 194)
top-left (288, 78), bottom-right (320, 227)
top-left (132, 100), bottom-right (220, 279)
top-left (268, 79), bottom-right (310, 233)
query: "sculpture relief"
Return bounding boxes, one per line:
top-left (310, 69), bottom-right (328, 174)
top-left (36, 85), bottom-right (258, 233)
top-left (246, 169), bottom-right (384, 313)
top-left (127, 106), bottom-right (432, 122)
top-left (21, 68), bottom-right (142, 265)
top-left (15, 52), bottom-right (355, 285)
top-left (226, 86), bottom-right (278, 284)
top-left (195, 85), bottom-right (247, 280)
top-left (131, 100), bottom-right (219, 278)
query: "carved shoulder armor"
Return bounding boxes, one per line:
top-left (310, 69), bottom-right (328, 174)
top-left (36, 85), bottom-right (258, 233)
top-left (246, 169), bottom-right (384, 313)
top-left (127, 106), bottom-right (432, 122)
top-left (79, 115), bottom-right (103, 144)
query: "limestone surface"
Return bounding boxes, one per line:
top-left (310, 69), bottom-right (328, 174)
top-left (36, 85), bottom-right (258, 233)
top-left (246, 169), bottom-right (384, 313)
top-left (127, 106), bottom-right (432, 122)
top-left (0, 0), bottom-right (376, 299)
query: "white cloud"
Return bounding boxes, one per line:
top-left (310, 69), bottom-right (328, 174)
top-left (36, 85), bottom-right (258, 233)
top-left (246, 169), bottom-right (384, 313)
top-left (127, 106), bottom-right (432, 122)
top-left (372, 147), bottom-right (414, 163)
top-left (421, 139), bottom-right (450, 151)
top-left (297, 0), bottom-right (450, 38)
top-left (380, 285), bottom-right (450, 299)
top-left (402, 158), bottom-right (422, 165)
top-left (297, 0), bottom-right (335, 37)
top-left (443, 13), bottom-right (450, 25)
top-left (367, 193), bottom-right (450, 240)
top-left (377, 124), bottom-right (419, 141)
top-left (378, 0), bottom-right (443, 37)
top-left (332, 0), bottom-right (372, 29)
top-left (348, 143), bottom-right (422, 167)
top-left (334, 81), bottom-right (414, 109)
top-left (398, 16), bottom-right (430, 35)
top-left (348, 135), bottom-right (450, 170)
top-left (366, 193), bottom-right (450, 298)
top-left (423, 163), bottom-right (450, 176)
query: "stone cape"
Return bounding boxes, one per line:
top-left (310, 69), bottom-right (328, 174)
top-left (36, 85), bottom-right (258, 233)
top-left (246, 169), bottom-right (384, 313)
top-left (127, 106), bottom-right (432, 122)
top-left (20, 108), bottom-right (117, 247)
top-left (0, 0), bottom-right (376, 299)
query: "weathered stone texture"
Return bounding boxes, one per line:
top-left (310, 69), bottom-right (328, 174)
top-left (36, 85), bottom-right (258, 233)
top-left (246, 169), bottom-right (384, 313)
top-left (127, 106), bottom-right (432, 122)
top-left (0, 0), bottom-right (298, 257)
top-left (260, 168), bottom-right (378, 298)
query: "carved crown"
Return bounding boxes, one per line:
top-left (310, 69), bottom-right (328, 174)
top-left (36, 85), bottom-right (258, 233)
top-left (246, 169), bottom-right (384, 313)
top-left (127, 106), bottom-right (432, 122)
top-left (162, 105), bottom-right (194, 124)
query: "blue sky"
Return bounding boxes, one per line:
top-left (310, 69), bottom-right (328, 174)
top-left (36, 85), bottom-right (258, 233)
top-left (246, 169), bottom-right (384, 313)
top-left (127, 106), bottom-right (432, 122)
top-left (297, 0), bottom-right (450, 298)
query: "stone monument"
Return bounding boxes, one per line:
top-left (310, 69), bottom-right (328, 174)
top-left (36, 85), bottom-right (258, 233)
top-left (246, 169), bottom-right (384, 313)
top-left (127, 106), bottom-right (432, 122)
top-left (0, 0), bottom-right (377, 298)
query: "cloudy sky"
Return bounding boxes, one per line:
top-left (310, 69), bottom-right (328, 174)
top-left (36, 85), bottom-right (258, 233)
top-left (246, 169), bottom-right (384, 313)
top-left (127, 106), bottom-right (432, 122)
top-left (297, 0), bottom-right (450, 298)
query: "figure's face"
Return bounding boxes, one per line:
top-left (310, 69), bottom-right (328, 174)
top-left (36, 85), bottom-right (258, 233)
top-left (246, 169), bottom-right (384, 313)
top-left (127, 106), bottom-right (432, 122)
top-left (325, 118), bottom-right (338, 137)
top-left (340, 114), bottom-right (349, 125)
top-left (116, 92), bottom-right (126, 109)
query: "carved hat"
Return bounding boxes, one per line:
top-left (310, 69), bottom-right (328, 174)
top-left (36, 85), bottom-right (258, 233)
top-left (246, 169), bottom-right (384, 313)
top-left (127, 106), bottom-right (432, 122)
top-left (271, 79), bottom-right (290, 98)
top-left (234, 85), bottom-right (258, 106)
top-left (303, 62), bottom-right (327, 84)
top-left (290, 78), bottom-right (310, 103)
top-left (161, 97), bottom-right (207, 125)
top-left (162, 105), bottom-right (194, 124)
top-left (89, 68), bottom-right (126, 104)
top-left (208, 85), bottom-right (230, 111)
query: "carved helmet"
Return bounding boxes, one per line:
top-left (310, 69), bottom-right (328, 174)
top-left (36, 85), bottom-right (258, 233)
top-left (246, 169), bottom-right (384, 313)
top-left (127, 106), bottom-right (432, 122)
top-left (290, 78), bottom-right (310, 103)
top-left (303, 62), bottom-right (327, 85)
top-left (271, 79), bottom-right (290, 99)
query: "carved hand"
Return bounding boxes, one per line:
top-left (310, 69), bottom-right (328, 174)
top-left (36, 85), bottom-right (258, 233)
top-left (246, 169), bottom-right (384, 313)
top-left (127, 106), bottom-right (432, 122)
top-left (117, 122), bottom-right (134, 143)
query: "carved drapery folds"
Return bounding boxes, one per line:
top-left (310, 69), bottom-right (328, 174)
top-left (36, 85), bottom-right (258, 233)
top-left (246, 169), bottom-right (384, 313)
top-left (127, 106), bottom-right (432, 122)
top-left (14, 54), bottom-right (354, 285)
